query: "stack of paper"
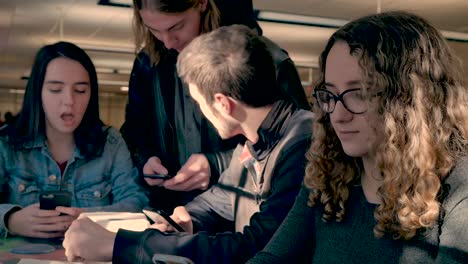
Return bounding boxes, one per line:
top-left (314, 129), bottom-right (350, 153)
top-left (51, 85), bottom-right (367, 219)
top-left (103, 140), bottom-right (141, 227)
top-left (18, 260), bottom-right (110, 264)
top-left (80, 212), bottom-right (150, 232)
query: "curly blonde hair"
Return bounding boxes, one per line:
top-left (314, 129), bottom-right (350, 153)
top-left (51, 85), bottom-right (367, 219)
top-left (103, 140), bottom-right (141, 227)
top-left (305, 11), bottom-right (468, 240)
top-left (132, 0), bottom-right (220, 64)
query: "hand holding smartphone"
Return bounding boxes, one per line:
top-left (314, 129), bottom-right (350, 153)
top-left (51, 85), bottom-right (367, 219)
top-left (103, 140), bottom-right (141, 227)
top-left (39, 191), bottom-right (72, 210)
top-left (143, 208), bottom-right (185, 232)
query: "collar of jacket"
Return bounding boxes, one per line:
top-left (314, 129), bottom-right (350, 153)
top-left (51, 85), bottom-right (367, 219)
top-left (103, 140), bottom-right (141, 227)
top-left (21, 135), bottom-right (85, 160)
top-left (245, 100), bottom-right (296, 161)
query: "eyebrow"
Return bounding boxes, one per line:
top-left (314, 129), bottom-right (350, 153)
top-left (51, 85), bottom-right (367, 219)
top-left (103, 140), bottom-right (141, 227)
top-left (145, 20), bottom-right (183, 33)
top-left (324, 80), bottom-right (362, 87)
top-left (44, 80), bottom-right (90, 86)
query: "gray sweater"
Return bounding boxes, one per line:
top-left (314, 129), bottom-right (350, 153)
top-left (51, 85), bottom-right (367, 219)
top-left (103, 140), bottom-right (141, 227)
top-left (247, 157), bottom-right (468, 263)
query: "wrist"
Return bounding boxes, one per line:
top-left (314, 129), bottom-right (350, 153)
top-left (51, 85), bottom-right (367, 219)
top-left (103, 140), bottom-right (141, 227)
top-left (5, 207), bottom-right (21, 235)
top-left (102, 231), bottom-right (117, 261)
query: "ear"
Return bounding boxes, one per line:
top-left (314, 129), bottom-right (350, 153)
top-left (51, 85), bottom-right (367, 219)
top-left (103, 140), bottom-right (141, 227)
top-left (213, 93), bottom-right (234, 115)
top-left (198, 0), bottom-right (208, 12)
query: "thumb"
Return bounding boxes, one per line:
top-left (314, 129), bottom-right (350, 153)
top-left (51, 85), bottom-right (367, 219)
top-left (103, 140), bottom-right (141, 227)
top-left (173, 206), bottom-right (191, 222)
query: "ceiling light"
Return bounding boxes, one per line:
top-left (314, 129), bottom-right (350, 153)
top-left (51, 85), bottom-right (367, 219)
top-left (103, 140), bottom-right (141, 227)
top-left (97, 0), bottom-right (132, 8)
top-left (9, 89), bottom-right (25, 94)
top-left (120, 86), bottom-right (129, 92)
top-left (256, 11), bottom-right (468, 43)
top-left (79, 44), bottom-right (134, 54)
top-left (441, 30), bottom-right (468, 43)
top-left (96, 67), bottom-right (132, 75)
top-left (99, 80), bottom-right (128, 86)
top-left (256, 11), bottom-right (347, 28)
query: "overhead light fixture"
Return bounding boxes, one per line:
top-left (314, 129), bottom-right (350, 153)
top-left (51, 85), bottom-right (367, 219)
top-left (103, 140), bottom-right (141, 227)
top-left (441, 30), bottom-right (468, 43)
top-left (99, 80), bottom-right (128, 86)
top-left (256, 11), bottom-right (347, 29)
top-left (120, 86), bottom-right (129, 92)
top-left (96, 67), bottom-right (132, 75)
top-left (97, 0), bottom-right (132, 8)
top-left (9, 89), bottom-right (25, 94)
top-left (256, 10), bottom-right (468, 43)
top-left (79, 44), bottom-right (134, 54)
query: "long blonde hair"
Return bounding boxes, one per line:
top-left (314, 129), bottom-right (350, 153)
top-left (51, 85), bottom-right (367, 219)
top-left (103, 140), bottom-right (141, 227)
top-left (132, 0), bottom-right (220, 64)
top-left (305, 11), bottom-right (468, 240)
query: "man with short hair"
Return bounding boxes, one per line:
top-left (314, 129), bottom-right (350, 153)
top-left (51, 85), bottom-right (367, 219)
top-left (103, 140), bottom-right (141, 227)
top-left (63, 24), bottom-right (314, 264)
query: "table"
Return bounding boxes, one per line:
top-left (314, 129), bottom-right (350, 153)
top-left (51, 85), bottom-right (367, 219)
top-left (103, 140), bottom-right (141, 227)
top-left (0, 237), bottom-right (66, 264)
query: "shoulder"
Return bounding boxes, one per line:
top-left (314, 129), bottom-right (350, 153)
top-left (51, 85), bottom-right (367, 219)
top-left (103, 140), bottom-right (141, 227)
top-left (103, 126), bottom-right (125, 145)
top-left (290, 109), bottom-right (315, 126)
top-left (136, 50), bottom-right (150, 62)
top-left (441, 156), bottom-right (468, 212)
top-left (275, 110), bottom-right (314, 162)
top-left (283, 110), bottom-right (315, 140)
top-left (445, 156), bottom-right (468, 191)
top-left (0, 127), bottom-right (9, 142)
top-left (260, 36), bottom-right (291, 65)
top-left (131, 50), bottom-right (152, 73)
top-left (0, 133), bottom-right (9, 150)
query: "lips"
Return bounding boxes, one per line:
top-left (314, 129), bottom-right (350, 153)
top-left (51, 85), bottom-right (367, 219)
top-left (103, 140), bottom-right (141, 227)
top-left (336, 130), bottom-right (359, 140)
top-left (338, 130), bottom-right (359, 134)
top-left (60, 113), bottom-right (74, 125)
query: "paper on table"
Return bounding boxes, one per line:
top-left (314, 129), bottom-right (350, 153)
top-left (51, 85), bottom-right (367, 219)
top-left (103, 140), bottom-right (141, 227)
top-left (18, 259), bottom-right (110, 264)
top-left (80, 212), bottom-right (150, 232)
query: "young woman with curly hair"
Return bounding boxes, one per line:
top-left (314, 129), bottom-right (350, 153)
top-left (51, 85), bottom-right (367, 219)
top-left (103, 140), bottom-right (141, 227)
top-left (247, 11), bottom-right (468, 263)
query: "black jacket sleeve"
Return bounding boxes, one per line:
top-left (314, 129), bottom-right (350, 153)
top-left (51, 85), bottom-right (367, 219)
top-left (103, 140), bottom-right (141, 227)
top-left (120, 52), bottom-right (154, 172)
top-left (246, 186), bottom-right (316, 264)
top-left (112, 142), bottom-right (309, 264)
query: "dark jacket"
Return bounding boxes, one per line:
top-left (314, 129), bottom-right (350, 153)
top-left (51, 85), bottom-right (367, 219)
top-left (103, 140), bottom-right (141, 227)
top-left (120, 35), bottom-right (310, 211)
top-left (113, 101), bottom-right (314, 264)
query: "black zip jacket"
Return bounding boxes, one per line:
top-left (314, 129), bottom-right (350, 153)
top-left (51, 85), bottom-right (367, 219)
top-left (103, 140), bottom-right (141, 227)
top-left (114, 101), bottom-right (314, 264)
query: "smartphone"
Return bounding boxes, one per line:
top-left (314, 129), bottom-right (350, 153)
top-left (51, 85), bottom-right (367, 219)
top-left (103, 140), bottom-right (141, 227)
top-left (39, 191), bottom-right (72, 210)
top-left (152, 254), bottom-right (194, 264)
top-left (144, 174), bottom-right (175, 180)
top-left (142, 208), bottom-right (185, 232)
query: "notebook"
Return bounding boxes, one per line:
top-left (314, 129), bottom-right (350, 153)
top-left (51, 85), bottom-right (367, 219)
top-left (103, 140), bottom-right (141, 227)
top-left (80, 211), bottom-right (150, 232)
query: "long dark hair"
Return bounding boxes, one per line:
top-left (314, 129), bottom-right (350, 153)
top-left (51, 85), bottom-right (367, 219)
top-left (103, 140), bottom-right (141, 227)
top-left (5, 41), bottom-right (107, 159)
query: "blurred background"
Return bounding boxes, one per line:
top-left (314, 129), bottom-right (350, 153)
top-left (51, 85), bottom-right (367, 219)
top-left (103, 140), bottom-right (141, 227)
top-left (1, 0), bottom-right (467, 128)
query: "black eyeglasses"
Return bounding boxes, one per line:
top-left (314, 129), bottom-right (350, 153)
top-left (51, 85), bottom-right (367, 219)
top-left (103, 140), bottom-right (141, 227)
top-left (313, 88), bottom-right (379, 114)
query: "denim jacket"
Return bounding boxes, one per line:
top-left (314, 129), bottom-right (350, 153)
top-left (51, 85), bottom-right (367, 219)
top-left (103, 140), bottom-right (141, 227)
top-left (0, 127), bottom-right (148, 235)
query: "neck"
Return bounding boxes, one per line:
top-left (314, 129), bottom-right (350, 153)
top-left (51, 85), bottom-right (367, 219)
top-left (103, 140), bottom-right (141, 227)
top-left (242, 105), bottom-right (273, 143)
top-left (46, 127), bottom-right (75, 163)
top-left (361, 155), bottom-right (382, 204)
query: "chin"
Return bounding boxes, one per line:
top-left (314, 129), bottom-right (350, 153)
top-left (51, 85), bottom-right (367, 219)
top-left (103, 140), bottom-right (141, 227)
top-left (342, 145), bottom-right (368, 158)
top-left (57, 125), bottom-right (78, 134)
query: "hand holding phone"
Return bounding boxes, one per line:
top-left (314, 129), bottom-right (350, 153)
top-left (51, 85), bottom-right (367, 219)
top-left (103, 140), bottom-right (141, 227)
top-left (142, 208), bottom-right (185, 232)
top-left (39, 191), bottom-right (72, 210)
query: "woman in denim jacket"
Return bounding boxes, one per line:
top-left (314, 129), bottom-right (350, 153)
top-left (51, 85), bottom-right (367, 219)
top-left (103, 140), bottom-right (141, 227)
top-left (0, 41), bottom-right (148, 238)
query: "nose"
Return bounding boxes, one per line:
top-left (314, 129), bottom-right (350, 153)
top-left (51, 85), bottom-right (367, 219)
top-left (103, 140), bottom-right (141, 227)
top-left (330, 100), bottom-right (353, 123)
top-left (160, 33), bottom-right (177, 50)
top-left (63, 89), bottom-right (74, 106)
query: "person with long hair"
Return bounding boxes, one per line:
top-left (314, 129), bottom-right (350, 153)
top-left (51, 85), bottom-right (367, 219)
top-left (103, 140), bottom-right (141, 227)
top-left (247, 11), bottom-right (468, 263)
top-left (0, 41), bottom-right (148, 239)
top-left (120, 0), bottom-right (310, 212)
